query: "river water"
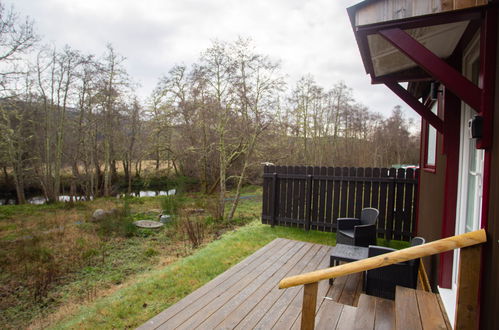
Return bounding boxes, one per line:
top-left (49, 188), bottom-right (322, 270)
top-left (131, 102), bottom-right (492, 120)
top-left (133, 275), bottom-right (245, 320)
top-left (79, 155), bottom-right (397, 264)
top-left (0, 189), bottom-right (176, 205)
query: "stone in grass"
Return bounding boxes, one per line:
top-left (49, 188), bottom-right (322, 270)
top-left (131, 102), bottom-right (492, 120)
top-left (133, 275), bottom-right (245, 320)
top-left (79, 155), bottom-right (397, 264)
top-left (159, 214), bottom-right (172, 223)
top-left (133, 220), bottom-right (164, 229)
top-left (185, 208), bottom-right (205, 214)
top-left (91, 208), bottom-right (119, 221)
top-left (92, 209), bottom-right (107, 221)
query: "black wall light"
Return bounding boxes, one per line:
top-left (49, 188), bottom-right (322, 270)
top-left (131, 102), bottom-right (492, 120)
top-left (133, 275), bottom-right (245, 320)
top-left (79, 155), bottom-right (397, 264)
top-left (468, 115), bottom-right (483, 139)
top-left (430, 81), bottom-right (441, 100)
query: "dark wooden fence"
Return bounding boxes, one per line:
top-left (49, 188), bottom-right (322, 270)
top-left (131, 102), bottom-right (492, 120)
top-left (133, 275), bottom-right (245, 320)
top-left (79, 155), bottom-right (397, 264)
top-left (261, 166), bottom-right (419, 241)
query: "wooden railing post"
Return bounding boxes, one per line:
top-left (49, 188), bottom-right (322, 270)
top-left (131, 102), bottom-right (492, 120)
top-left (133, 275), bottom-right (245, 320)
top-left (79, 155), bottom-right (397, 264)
top-left (301, 282), bottom-right (318, 330)
top-left (455, 245), bottom-right (481, 330)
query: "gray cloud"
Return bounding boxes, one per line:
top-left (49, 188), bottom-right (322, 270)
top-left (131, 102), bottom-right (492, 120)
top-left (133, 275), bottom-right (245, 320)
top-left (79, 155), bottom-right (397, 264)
top-left (9, 0), bottom-right (420, 124)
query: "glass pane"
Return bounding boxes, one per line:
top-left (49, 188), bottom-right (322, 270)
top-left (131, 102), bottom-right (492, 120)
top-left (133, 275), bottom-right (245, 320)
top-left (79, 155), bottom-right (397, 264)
top-left (426, 102), bottom-right (438, 166)
top-left (427, 126), bottom-right (437, 165)
top-left (468, 139), bottom-right (477, 172)
top-left (465, 174), bottom-right (476, 232)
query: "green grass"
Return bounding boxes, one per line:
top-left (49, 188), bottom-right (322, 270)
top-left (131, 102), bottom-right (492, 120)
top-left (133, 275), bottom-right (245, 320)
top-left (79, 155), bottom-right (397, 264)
top-left (1, 188), bottom-right (263, 328)
top-left (0, 202), bottom-right (88, 220)
top-left (51, 220), bottom-right (406, 329)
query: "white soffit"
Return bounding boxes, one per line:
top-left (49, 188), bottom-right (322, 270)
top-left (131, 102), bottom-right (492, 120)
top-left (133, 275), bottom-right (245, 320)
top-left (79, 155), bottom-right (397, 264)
top-left (368, 20), bottom-right (469, 76)
top-left (355, 0), bottom-right (486, 26)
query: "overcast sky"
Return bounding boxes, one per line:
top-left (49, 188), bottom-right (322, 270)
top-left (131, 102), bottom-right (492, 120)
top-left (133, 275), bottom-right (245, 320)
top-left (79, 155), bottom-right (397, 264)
top-left (9, 0), bottom-right (419, 122)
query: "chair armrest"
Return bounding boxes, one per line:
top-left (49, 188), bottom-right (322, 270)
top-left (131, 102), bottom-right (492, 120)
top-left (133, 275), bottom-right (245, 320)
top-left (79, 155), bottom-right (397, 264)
top-left (368, 245), bottom-right (395, 257)
top-left (337, 218), bottom-right (361, 230)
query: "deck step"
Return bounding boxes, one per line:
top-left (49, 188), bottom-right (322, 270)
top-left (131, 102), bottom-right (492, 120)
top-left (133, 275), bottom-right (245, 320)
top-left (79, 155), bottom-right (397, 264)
top-left (353, 294), bottom-right (376, 329)
top-left (335, 304), bottom-right (357, 330)
top-left (315, 300), bottom-right (347, 329)
top-left (395, 286), bottom-right (450, 330)
top-left (353, 294), bottom-right (395, 330)
top-left (315, 294), bottom-right (395, 330)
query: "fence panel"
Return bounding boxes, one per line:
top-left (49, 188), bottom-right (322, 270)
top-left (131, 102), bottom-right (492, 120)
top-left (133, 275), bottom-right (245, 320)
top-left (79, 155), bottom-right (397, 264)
top-left (261, 165), bottom-right (419, 241)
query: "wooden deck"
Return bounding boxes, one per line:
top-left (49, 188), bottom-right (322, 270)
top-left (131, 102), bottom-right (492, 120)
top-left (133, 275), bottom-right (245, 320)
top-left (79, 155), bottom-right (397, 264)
top-left (138, 238), bottom-right (450, 329)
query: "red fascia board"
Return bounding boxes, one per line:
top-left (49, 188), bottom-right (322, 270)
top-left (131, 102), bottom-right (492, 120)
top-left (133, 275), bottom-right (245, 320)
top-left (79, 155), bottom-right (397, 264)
top-left (438, 89), bottom-right (461, 289)
top-left (379, 28), bottom-right (483, 112)
top-left (384, 81), bottom-right (444, 133)
top-left (476, 6), bottom-right (497, 149)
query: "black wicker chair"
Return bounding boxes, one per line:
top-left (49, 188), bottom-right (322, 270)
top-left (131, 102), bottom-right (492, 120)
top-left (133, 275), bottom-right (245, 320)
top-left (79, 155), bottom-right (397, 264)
top-left (336, 208), bottom-right (379, 247)
top-left (364, 237), bottom-right (426, 300)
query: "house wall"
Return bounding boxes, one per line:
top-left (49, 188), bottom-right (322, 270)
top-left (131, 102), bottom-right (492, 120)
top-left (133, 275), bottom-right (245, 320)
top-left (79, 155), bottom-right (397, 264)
top-left (417, 119), bottom-right (446, 291)
top-left (480, 20), bottom-right (499, 329)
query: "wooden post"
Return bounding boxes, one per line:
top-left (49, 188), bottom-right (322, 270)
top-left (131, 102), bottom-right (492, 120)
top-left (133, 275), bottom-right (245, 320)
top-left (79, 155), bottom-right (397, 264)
top-left (454, 245), bottom-right (481, 330)
top-left (301, 282), bottom-right (318, 330)
top-left (271, 173), bottom-right (278, 227)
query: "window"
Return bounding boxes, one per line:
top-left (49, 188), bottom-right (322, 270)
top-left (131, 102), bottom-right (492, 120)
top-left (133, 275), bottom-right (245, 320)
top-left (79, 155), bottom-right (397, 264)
top-left (423, 101), bottom-right (438, 171)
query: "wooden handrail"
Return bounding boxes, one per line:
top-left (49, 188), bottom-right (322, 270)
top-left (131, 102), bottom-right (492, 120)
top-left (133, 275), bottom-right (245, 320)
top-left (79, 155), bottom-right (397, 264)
top-left (279, 229), bottom-right (486, 289)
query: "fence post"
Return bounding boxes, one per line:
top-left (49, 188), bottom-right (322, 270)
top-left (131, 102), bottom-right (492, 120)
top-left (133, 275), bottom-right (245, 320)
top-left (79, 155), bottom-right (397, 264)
top-left (271, 173), bottom-right (278, 227)
top-left (386, 168), bottom-right (397, 240)
top-left (305, 174), bottom-right (313, 231)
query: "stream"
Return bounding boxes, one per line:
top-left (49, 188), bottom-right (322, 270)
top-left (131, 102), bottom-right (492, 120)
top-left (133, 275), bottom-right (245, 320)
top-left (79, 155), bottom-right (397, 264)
top-left (0, 189), bottom-right (176, 205)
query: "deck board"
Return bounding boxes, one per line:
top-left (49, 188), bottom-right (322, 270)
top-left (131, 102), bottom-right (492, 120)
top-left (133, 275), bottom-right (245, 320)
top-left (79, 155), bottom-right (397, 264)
top-left (252, 246), bottom-right (331, 329)
top-left (214, 243), bottom-right (317, 329)
top-left (233, 245), bottom-right (324, 329)
top-left (178, 240), bottom-right (309, 329)
top-left (209, 243), bottom-right (320, 329)
top-left (137, 238), bottom-right (288, 329)
top-left (140, 239), bottom-right (364, 330)
top-left (353, 294), bottom-right (376, 330)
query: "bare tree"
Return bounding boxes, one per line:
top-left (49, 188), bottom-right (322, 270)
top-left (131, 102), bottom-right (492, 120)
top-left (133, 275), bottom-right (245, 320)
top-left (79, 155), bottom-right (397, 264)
top-left (0, 2), bottom-right (38, 89)
top-left (226, 38), bottom-right (284, 221)
top-left (95, 44), bottom-right (129, 196)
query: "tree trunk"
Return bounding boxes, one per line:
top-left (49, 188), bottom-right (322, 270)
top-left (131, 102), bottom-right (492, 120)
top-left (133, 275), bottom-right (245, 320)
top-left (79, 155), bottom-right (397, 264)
top-left (2, 166), bottom-right (10, 187)
top-left (12, 162), bottom-right (26, 204)
top-left (103, 136), bottom-right (111, 196)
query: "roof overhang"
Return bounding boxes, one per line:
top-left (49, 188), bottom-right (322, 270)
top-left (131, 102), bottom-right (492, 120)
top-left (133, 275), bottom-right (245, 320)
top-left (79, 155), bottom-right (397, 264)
top-left (346, 0), bottom-right (497, 151)
top-left (347, 0), bottom-right (488, 84)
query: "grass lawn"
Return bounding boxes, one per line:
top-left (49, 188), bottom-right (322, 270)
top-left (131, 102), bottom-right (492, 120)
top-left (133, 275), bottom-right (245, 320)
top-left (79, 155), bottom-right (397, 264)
top-left (51, 220), bottom-right (408, 329)
top-left (0, 188), bottom-right (261, 329)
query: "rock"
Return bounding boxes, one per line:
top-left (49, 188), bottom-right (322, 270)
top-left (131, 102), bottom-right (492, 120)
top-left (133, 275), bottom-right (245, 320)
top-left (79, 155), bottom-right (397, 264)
top-left (92, 209), bottom-right (107, 221)
top-left (159, 214), bottom-right (172, 223)
top-left (185, 208), bottom-right (205, 214)
top-left (133, 220), bottom-right (164, 229)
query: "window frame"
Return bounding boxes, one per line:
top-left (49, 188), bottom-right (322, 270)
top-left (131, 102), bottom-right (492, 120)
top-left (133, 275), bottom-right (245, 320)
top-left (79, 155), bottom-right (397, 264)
top-left (423, 96), bottom-right (439, 173)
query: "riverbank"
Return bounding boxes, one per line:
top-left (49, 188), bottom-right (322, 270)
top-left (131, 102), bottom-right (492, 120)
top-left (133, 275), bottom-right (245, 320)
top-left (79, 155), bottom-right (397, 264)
top-left (0, 186), bottom-right (261, 329)
top-left (0, 174), bottom-right (198, 205)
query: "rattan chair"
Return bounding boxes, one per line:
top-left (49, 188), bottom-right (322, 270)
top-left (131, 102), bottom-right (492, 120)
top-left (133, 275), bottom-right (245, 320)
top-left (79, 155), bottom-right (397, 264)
top-left (364, 237), bottom-right (425, 300)
top-left (336, 208), bottom-right (379, 247)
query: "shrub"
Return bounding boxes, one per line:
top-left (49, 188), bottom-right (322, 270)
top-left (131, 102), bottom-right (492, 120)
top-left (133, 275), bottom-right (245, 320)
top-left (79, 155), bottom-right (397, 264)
top-left (144, 247), bottom-right (159, 258)
top-left (179, 215), bottom-right (205, 248)
top-left (194, 195), bottom-right (222, 220)
top-left (160, 194), bottom-right (187, 215)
